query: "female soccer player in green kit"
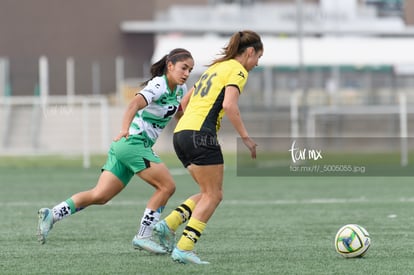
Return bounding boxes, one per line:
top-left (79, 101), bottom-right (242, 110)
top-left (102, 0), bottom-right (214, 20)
top-left (37, 48), bottom-right (194, 255)
top-left (153, 30), bottom-right (263, 264)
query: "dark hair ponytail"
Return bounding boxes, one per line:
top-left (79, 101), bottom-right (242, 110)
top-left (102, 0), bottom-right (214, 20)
top-left (141, 48), bottom-right (193, 86)
top-left (210, 30), bottom-right (263, 66)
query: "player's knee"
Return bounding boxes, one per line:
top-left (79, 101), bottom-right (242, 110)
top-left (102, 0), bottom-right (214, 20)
top-left (216, 190), bottom-right (223, 204)
top-left (214, 190), bottom-right (223, 207)
top-left (161, 181), bottom-right (176, 196)
top-left (204, 190), bottom-right (222, 205)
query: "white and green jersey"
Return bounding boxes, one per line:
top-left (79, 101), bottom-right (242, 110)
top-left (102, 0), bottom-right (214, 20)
top-left (129, 75), bottom-right (187, 144)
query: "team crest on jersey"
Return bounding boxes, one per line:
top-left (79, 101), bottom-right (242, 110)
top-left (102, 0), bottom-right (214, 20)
top-left (176, 88), bottom-right (183, 101)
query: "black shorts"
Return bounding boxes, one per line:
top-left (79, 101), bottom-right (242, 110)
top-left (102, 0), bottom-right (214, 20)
top-left (173, 130), bottom-right (223, 167)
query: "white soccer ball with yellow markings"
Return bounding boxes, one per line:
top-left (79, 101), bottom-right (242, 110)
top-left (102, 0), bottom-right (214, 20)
top-left (334, 224), bottom-right (371, 258)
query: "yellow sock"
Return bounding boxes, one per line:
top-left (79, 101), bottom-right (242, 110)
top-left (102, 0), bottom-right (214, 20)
top-left (164, 199), bottom-right (196, 232)
top-left (176, 217), bottom-right (206, 251)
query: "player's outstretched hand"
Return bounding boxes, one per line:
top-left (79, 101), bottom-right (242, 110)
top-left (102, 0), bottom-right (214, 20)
top-left (113, 130), bottom-right (129, 141)
top-left (242, 136), bottom-right (257, 159)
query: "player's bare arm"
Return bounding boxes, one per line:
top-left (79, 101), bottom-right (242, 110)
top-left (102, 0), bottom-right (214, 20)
top-left (114, 94), bottom-right (148, 141)
top-left (223, 85), bottom-right (257, 159)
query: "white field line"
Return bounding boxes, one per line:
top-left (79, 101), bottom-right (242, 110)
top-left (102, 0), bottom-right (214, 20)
top-left (4, 197), bottom-right (414, 207)
top-left (169, 168), bottom-right (188, 176)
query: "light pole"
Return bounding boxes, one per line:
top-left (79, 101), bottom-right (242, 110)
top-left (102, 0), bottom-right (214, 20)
top-left (296, 0), bottom-right (308, 137)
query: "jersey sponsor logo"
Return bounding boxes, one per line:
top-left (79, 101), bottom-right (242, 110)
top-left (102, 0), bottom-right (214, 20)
top-left (237, 71), bottom-right (245, 79)
top-left (176, 88), bottom-right (184, 98)
top-left (163, 105), bottom-right (178, 118)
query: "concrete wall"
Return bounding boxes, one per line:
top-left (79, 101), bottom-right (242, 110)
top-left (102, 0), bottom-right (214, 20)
top-left (0, 103), bottom-right (292, 155)
top-left (0, 0), bottom-right (155, 95)
top-left (2, 103), bottom-right (413, 156)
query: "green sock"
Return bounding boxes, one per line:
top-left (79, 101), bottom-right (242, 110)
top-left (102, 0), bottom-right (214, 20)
top-left (51, 198), bottom-right (80, 222)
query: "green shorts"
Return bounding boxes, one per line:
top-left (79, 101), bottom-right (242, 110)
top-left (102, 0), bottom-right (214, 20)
top-left (102, 134), bottom-right (161, 186)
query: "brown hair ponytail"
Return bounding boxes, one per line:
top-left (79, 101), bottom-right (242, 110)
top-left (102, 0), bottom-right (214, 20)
top-left (210, 30), bottom-right (263, 66)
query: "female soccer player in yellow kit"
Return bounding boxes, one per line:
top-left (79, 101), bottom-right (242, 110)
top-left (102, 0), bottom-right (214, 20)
top-left (154, 30), bottom-right (263, 264)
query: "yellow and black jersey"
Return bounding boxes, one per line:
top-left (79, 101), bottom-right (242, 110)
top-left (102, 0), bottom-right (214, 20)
top-left (174, 59), bottom-right (248, 134)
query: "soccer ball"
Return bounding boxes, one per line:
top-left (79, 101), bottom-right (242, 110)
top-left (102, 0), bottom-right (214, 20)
top-left (334, 224), bottom-right (371, 258)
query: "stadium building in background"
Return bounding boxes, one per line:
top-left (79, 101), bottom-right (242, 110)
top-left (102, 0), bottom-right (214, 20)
top-left (1, 0), bottom-right (414, 157)
top-left (0, 0), bottom-right (155, 96)
top-left (0, 0), bottom-right (411, 97)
